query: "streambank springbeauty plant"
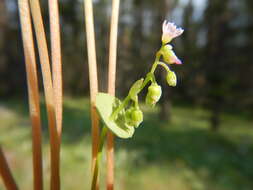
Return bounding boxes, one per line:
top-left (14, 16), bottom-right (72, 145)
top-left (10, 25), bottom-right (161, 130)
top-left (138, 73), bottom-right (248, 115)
top-left (92, 20), bottom-right (184, 189)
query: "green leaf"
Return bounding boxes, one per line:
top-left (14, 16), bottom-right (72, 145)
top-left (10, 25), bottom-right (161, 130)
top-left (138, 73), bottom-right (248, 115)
top-left (129, 79), bottom-right (144, 100)
top-left (95, 93), bottom-right (135, 139)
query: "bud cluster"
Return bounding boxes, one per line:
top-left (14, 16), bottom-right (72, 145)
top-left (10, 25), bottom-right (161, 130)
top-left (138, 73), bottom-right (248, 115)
top-left (125, 107), bottom-right (143, 128)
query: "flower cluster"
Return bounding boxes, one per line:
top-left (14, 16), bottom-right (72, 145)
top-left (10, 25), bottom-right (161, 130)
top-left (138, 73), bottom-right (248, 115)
top-left (93, 20), bottom-right (184, 190)
top-left (121, 20), bottom-right (184, 129)
top-left (95, 20), bottom-right (184, 138)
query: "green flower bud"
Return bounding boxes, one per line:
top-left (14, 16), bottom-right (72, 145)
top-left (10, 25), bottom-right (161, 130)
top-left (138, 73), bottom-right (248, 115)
top-left (125, 107), bottom-right (143, 127)
top-left (166, 71), bottom-right (177, 87)
top-left (145, 84), bottom-right (162, 107)
top-left (131, 109), bottom-right (143, 128)
top-left (145, 96), bottom-right (154, 107)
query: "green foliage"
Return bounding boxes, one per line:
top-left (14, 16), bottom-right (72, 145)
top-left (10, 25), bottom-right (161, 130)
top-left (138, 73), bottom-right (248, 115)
top-left (95, 93), bottom-right (134, 138)
top-left (95, 23), bottom-right (183, 139)
top-left (129, 79), bottom-right (144, 100)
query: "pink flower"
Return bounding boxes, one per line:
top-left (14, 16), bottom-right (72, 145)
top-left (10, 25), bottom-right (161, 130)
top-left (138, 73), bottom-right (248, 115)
top-left (161, 45), bottom-right (182, 65)
top-left (168, 51), bottom-right (182, 65)
top-left (162, 20), bottom-right (184, 44)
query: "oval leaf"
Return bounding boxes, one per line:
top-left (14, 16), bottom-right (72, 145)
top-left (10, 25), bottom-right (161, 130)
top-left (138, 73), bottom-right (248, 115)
top-left (95, 93), bottom-right (135, 139)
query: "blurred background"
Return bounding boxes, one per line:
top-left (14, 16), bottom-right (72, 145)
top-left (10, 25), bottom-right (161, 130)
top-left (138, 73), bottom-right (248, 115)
top-left (1, 0), bottom-right (253, 189)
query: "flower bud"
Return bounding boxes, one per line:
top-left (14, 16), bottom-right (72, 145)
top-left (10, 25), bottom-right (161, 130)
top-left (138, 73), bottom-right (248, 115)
top-left (166, 71), bottom-right (177, 87)
top-left (125, 107), bottom-right (143, 127)
top-left (145, 84), bottom-right (162, 107)
top-left (131, 109), bottom-right (143, 128)
top-left (161, 45), bottom-right (182, 65)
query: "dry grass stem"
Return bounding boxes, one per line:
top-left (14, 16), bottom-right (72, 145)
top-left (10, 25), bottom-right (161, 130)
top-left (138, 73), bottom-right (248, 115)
top-left (28, 0), bottom-right (60, 189)
top-left (0, 147), bottom-right (18, 190)
top-left (83, 0), bottom-right (100, 188)
top-left (18, 0), bottom-right (43, 189)
top-left (49, 0), bottom-right (63, 138)
top-left (107, 0), bottom-right (120, 189)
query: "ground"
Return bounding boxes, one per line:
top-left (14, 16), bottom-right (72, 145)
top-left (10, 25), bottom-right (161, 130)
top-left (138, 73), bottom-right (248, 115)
top-left (0, 97), bottom-right (253, 190)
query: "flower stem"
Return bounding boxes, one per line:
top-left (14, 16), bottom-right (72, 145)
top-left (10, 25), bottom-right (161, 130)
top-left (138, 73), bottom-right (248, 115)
top-left (110, 96), bottom-right (131, 120)
top-left (157, 62), bottom-right (171, 72)
top-left (151, 50), bottom-right (162, 74)
top-left (139, 73), bottom-right (153, 91)
top-left (91, 126), bottom-right (108, 190)
top-left (109, 47), bottom-right (164, 119)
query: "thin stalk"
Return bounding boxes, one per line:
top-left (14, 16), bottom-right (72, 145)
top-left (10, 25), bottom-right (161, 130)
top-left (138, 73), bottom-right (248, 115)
top-left (151, 50), bottom-right (162, 73)
top-left (28, 0), bottom-right (60, 189)
top-left (49, 0), bottom-right (63, 141)
top-left (91, 126), bottom-right (108, 190)
top-left (107, 0), bottom-right (120, 189)
top-left (157, 62), bottom-right (171, 72)
top-left (109, 47), bottom-right (163, 117)
top-left (48, 2), bottom-right (63, 187)
top-left (0, 147), bottom-right (18, 190)
top-left (18, 0), bottom-right (43, 189)
top-left (83, 0), bottom-right (100, 188)
top-left (110, 96), bottom-right (130, 120)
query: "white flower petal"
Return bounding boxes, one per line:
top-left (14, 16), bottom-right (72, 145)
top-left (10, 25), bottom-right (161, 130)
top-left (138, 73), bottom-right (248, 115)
top-left (162, 20), bottom-right (184, 43)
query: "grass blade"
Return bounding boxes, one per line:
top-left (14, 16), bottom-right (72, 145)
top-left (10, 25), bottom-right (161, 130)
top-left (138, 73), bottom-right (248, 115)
top-left (18, 0), bottom-right (43, 189)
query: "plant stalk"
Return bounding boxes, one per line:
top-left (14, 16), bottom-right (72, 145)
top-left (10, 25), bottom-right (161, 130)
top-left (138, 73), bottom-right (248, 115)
top-left (0, 147), bottom-right (18, 190)
top-left (110, 96), bottom-right (130, 120)
top-left (49, 0), bottom-right (63, 142)
top-left (91, 126), bottom-right (108, 190)
top-left (29, 0), bottom-right (60, 189)
top-left (83, 0), bottom-right (100, 189)
top-left (48, 1), bottom-right (63, 188)
top-left (109, 47), bottom-right (163, 117)
top-left (18, 0), bottom-right (43, 189)
top-left (107, 1), bottom-right (120, 188)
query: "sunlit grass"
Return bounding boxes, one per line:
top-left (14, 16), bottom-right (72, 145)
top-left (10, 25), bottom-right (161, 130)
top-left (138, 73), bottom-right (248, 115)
top-left (1, 97), bottom-right (253, 190)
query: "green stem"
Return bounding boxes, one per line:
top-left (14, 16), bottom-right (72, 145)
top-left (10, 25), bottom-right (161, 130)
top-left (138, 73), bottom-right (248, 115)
top-left (157, 62), bottom-right (171, 72)
top-left (109, 46), bottom-right (164, 120)
top-left (139, 74), bottom-right (152, 92)
top-left (151, 51), bottom-right (162, 73)
top-left (91, 126), bottom-right (108, 190)
top-left (110, 95), bottom-right (131, 120)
